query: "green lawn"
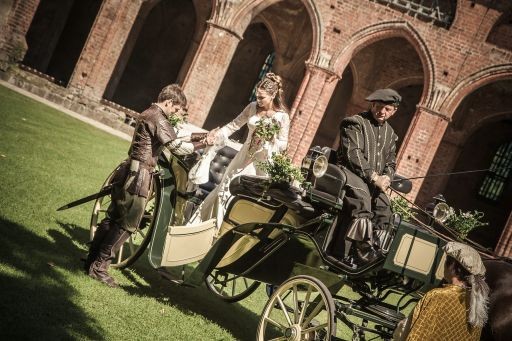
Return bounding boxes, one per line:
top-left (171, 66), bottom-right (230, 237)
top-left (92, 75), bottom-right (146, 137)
top-left (0, 85), bottom-right (271, 340)
top-left (0, 85), bottom-right (408, 341)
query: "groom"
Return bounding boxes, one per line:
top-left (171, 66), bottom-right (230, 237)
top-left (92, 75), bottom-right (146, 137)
top-left (84, 84), bottom-right (209, 287)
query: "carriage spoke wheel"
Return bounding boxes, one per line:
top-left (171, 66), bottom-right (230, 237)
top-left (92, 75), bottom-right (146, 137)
top-left (257, 275), bottom-right (336, 341)
top-left (205, 269), bottom-right (261, 303)
top-left (89, 165), bottom-right (159, 269)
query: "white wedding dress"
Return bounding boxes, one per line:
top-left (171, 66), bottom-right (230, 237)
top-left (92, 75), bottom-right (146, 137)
top-left (188, 102), bottom-right (290, 228)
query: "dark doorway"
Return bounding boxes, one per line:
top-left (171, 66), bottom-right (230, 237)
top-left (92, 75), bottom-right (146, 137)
top-left (388, 84), bottom-right (422, 149)
top-left (443, 120), bottom-right (512, 249)
top-left (311, 67), bottom-right (353, 149)
top-left (203, 23), bottom-right (274, 140)
top-left (106, 0), bottom-right (196, 112)
top-left (23, 0), bottom-right (101, 85)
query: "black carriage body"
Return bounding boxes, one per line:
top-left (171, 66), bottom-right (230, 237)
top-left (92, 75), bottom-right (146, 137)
top-left (384, 221), bottom-right (446, 290)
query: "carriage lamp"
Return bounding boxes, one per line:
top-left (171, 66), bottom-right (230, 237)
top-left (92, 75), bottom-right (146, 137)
top-left (429, 194), bottom-right (451, 223)
top-left (312, 155), bottom-right (328, 178)
top-left (433, 202), bottom-right (452, 223)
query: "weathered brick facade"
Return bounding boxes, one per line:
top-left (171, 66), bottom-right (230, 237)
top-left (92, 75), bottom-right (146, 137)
top-left (0, 0), bottom-right (511, 256)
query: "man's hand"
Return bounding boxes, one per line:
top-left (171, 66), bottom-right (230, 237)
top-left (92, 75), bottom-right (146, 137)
top-left (373, 175), bottom-right (391, 192)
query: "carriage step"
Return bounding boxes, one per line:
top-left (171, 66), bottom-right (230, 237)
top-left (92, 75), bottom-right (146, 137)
top-left (365, 304), bottom-right (404, 323)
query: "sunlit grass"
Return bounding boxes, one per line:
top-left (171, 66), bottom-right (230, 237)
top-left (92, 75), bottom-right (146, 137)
top-left (0, 85), bottom-right (410, 340)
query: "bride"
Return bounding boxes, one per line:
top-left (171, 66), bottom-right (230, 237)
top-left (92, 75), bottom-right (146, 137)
top-left (189, 73), bottom-right (290, 227)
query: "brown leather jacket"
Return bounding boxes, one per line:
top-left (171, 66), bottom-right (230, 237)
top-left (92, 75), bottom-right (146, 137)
top-left (129, 104), bottom-right (177, 168)
top-left (121, 105), bottom-right (207, 198)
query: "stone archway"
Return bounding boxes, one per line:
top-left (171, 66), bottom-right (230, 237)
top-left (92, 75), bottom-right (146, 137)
top-left (203, 0), bottom-right (313, 133)
top-left (312, 36), bottom-right (424, 151)
top-left (104, 0), bottom-right (198, 112)
top-left (419, 79), bottom-right (512, 250)
top-left (22, 0), bottom-right (102, 85)
top-left (331, 21), bottom-right (435, 109)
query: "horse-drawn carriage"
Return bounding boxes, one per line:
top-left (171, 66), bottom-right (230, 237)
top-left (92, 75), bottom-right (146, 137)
top-left (87, 145), bottom-right (501, 340)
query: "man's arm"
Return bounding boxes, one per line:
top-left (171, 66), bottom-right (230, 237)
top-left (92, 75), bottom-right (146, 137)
top-left (166, 135), bottom-right (208, 155)
top-left (383, 131), bottom-right (398, 179)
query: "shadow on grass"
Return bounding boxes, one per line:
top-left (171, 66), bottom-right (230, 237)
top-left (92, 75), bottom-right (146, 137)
top-left (0, 218), bottom-right (104, 340)
top-left (51, 219), bottom-right (263, 340)
top-left (119, 257), bottom-right (263, 340)
top-left (53, 220), bottom-right (263, 340)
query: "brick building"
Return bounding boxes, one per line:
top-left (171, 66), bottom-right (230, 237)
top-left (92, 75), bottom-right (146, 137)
top-left (0, 0), bottom-right (511, 256)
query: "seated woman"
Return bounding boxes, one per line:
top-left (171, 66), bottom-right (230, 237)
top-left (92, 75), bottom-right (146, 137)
top-left (188, 73), bottom-right (290, 228)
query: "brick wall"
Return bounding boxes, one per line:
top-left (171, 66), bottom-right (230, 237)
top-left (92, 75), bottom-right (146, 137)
top-left (0, 0), bottom-right (40, 67)
top-left (2, 0), bottom-right (512, 252)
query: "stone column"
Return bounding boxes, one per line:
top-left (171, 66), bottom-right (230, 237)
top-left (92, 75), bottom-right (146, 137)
top-left (395, 105), bottom-right (450, 200)
top-left (68, 0), bottom-right (144, 100)
top-left (0, 0), bottom-right (40, 69)
top-left (181, 22), bottom-right (242, 127)
top-left (288, 62), bottom-right (340, 163)
top-left (496, 211), bottom-right (512, 258)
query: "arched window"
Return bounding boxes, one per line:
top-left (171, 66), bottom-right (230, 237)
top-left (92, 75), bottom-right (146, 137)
top-left (249, 52), bottom-right (275, 102)
top-left (479, 141), bottom-right (512, 201)
top-left (369, 0), bottom-right (456, 28)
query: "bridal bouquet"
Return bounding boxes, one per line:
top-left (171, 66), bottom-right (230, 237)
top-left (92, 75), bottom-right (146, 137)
top-left (249, 117), bottom-right (280, 157)
top-left (168, 111), bottom-right (188, 127)
top-left (254, 117), bottom-right (281, 142)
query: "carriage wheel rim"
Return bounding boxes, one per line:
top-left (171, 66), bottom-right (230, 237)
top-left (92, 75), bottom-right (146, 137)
top-left (258, 276), bottom-right (334, 341)
top-left (206, 270), bottom-right (260, 302)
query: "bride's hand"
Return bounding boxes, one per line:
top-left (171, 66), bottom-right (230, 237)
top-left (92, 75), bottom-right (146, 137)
top-left (206, 128), bottom-right (219, 145)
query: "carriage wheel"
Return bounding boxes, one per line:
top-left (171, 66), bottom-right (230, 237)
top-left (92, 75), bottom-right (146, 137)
top-left (89, 165), bottom-right (159, 269)
top-left (205, 269), bottom-right (261, 303)
top-left (257, 275), bottom-right (336, 341)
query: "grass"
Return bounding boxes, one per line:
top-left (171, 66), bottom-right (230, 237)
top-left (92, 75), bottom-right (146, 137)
top-left (0, 84), bottom-right (409, 340)
top-left (0, 85), bottom-right (270, 340)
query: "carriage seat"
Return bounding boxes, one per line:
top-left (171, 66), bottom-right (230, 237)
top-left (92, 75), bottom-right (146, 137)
top-left (193, 146), bottom-right (238, 200)
top-left (229, 175), bottom-right (315, 216)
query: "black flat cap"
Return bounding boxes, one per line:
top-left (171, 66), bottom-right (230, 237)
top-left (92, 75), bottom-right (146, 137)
top-left (365, 88), bottom-right (401, 106)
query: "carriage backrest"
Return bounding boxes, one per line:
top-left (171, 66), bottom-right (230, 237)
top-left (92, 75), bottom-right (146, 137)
top-left (195, 146), bottom-right (238, 199)
top-left (309, 147), bottom-right (346, 202)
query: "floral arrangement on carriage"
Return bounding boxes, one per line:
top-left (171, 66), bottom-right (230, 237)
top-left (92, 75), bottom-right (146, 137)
top-left (257, 152), bottom-right (304, 188)
top-left (390, 196), bottom-right (488, 240)
top-left (248, 117), bottom-right (281, 157)
top-left (445, 209), bottom-right (488, 240)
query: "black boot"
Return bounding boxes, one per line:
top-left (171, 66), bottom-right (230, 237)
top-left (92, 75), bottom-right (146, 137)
top-left (84, 218), bottom-right (112, 272)
top-left (88, 226), bottom-right (130, 288)
top-left (353, 241), bottom-right (380, 266)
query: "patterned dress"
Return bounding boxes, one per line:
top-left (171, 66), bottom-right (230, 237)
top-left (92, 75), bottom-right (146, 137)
top-left (405, 285), bottom-right (482, 341)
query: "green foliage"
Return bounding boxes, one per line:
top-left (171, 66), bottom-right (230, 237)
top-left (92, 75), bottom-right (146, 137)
top-left (445, 209), bottom-right (488, 239)
top-left (258, 152), bottom-right (304, 184)
top-left (168, 112), bottom-right (187, 127)
top-left (391, 196), bottom-right (416, 222)
top-left (253, 117), bottom-right (280, 142)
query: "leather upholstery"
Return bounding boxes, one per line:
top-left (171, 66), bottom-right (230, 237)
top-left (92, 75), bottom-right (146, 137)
top-left (194, 146), bottom-right (238, 199)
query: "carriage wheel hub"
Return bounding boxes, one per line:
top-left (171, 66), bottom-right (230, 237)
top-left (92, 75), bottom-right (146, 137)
top-left (284, 325), bottom-right (301, 340)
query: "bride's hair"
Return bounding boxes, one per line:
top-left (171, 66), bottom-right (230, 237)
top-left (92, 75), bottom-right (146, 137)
top-left (256, 73), bottom-right (288, 112)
